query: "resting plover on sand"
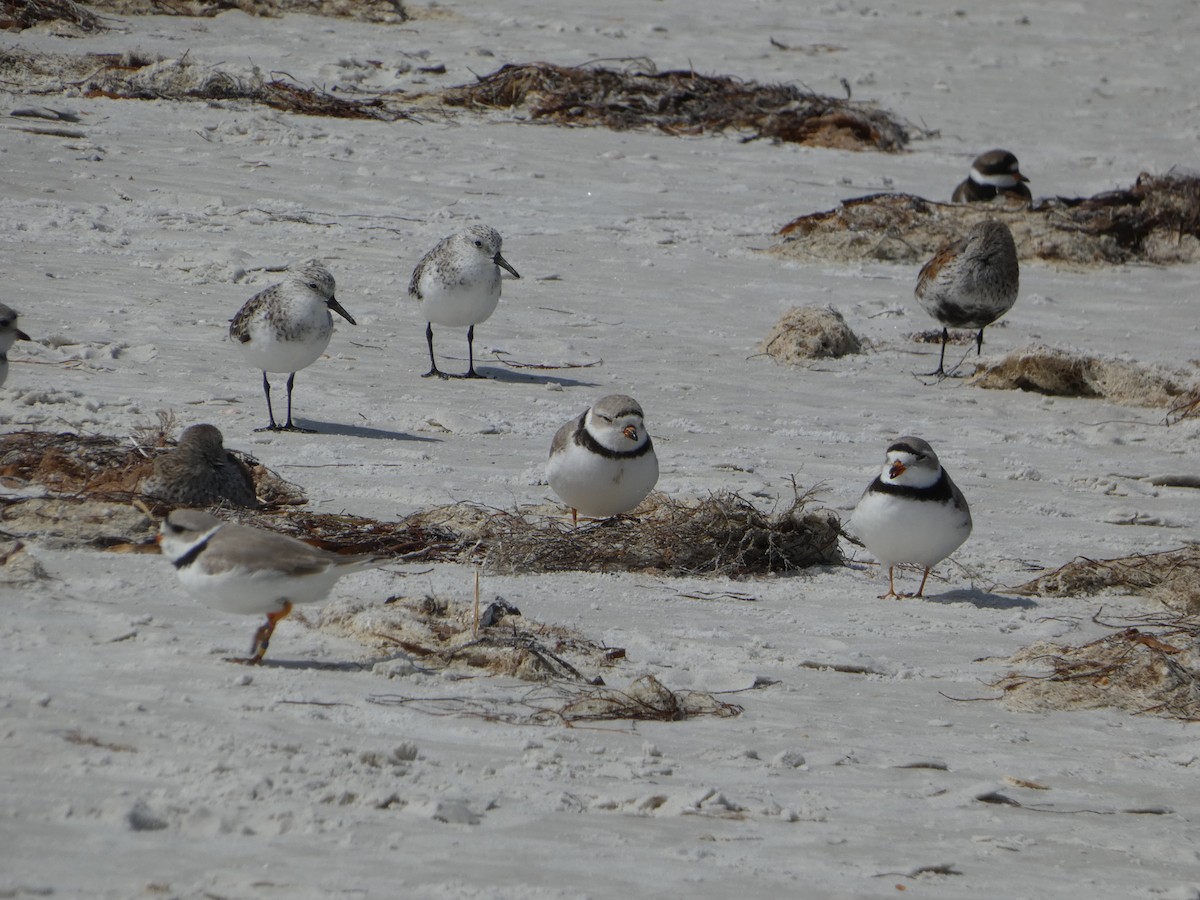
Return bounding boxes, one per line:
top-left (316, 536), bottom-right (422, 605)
top-left (546, 394), bottom-right (659, 526)
top-left (0, 302), bottom-right (31, 388)
top-left (915, 219), bottom-right (1019, 377)
top-left (952, 149), bottom-right (1031, 205)
top-left (408, 225), bottom-right (519, 379)
top-left (140, 424), bottom-right (258, 509)
top-left (229, 261), bottom-right (356, 432)
top-left (157, 509), bottom-right (387, 664)
top-left (849, 436), bottom-right (972, 599)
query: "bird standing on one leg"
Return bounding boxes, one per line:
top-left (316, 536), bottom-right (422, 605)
top-left (914, 220), bottom-right (1019, 378)
top-left (157, 509), bottom-right (387, 664)
top-left (408, 225), bottom-right (519, 379)
top-left (229, 261), bottom-right (356, 432)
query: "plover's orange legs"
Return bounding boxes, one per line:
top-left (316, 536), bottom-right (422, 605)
top-left (228, 600), bottom-right (294, 665)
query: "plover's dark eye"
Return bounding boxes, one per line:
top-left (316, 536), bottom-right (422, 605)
top-left (474, 239), bottom-right (483, 248)
top-left (307, 282), bottom-right (319, 290)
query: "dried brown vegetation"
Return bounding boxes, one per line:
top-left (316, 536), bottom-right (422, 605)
top-left (0, 427), bottom-right (304, 512)
top-left (328, 595), bottom-right (741, 720)
top-left (997, 549), bottom-right (1200, 720)
top-left (0, 50), bottom-right (405, 120)
top-left (968, 345), bottom-right (1195, 409)
top-left (996, 610), bottom-right (1200, 720)
top-left (430, 60), bottom-right (910, 151)
top-left (1, 0), bottom-right (102, 31)
top-left (6, 0), bottom-right (407, 24)
top-left (1011, 547), bottom-right (1200, 612)
top-left (772, 172), bottom-right (1200, 266)
top-left (760, 306), bottom-right (863, 364)
top-left (1, 430), bottom-right (842, 576)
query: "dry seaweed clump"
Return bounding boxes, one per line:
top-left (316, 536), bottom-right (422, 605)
top-left (433, 492), bottom-right (844, 576)
top-left (967, 345), bottom-right (1194, 408)
top-left (0, 427), bottom-right (304, 517)
top-left (319, 592), bottom-right (623, 682)
top-left (83, 0), bottom-right (407, 21)
top-left (771, 172), bottom-right (1200, 266)
top-left (429, 60), bottom-right (910, 151)
top-left (1, 0), bottom-right (103, 31)
top-left (1, 50), bottom-right (404, 120)
top-left (1011, 547), bottom-right (1200, 613)
top-left (368, 674), bottom-right (742, 725)
top-left (761, 306), bottom-right (862, 363)
top-left (1, 429), bottom-right (842, 577)
top-left (240, 491), bottom-right (843, 575)
top-left (995, 612), bottom-right (1200, 720)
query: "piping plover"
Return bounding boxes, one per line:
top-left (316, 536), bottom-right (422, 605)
top-left (849, 436), bottom-right (972, 599)
top-left (546, 394), bottom-right (659, 526)
top-left (408, 225), bottom-right (519, 379)
top-left (952, 149), bottom-right (1031, 205)
top-left (141, 424), bottom-right (258, 508)
top-left (915, 219), bottom-right (1019, 377)
top-left (0, 302), bottom-right (31, 388)
top-left (229, 261), bottom-right (356, 432)
top-left (157, 509), bottom-right (386, 664)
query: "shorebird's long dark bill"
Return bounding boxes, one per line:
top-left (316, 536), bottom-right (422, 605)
top-left (327, 297), bottom-right (357, 325)
top-left (494, 253), bottom-right (520, 279)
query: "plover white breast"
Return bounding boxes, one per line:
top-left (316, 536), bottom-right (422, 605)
top-left (849, 436), bottom-right (972, 599)
top-left (546, 394), bottom-right (659, 526)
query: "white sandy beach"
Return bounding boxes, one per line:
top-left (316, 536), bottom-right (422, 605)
top-left (2, 1), bottom-right (1200, 897)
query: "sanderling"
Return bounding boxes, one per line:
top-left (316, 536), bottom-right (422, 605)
top-left (546, 394), bottom-right (659, 526)
top-left (915, 219), bottom-right (1019, 376)
top-left (408, 225), bottom-right (519, 379)
top-left (0, 302), bottom-right (31, 388)
top-left (849, 436), bottom-right (972, 599)
top-left (157, 509), bottom-right (387, 664)
top-left (952, 149), bottom-right (1031, 205)
top-left (140, 424), bottom-right (258, 508)
top-left (229, 261), bottom-right (356, 432)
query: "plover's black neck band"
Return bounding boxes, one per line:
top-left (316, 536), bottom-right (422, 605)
top-left (574, 414), bottom-right (654, 460)
top-left (868, 470), bottom-right (955, 503)
top-left (172, 534), bottom-right (214, 570)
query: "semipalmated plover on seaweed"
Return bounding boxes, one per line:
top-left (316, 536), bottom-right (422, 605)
top-left (157, 509), bottom-right (386, 664)
top-left (546, 394), bottom-right (659, 526)
top-left (915, 219), bottom-right (1019, 377)
top-left (408, 225), bottom-right (519, 379)
top-left (229, 261), bottom-right (356, 432)
top-left (849, 436), bottom-right (972, 599)
top-left (952, 149), bottom-right (1031, 205)
top-left (0, 302), bottom-right (31, 388)
top-left (141, 424), bottom-right (258, 508)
